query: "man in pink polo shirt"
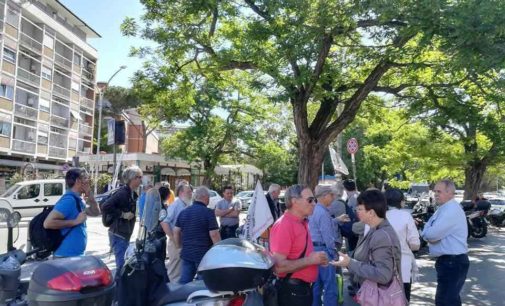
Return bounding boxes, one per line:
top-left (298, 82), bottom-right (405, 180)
top-left (270, 184), bottom-right (329, 306)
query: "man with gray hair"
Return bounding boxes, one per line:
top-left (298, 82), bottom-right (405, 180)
top-left (174, 186), bottom-right (221, 284)
top-left (422, 179), bottom-right (469, 306)
top-left (270, 184), bottom-right (329, 306)
top-left (266, 183), bottom-right (283, 221)
top-left (161, 183), bottom-right (193, 283)
top-left (309, 185), bottom-right (339, 306)
top-left (101, 165), bottom-right (143, 273)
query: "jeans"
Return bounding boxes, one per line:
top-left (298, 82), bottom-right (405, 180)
top-left (108, 232), bottom-right (129, 275)
top-left (220, 224), bottom-right (238, 240)
top-left (179, 259), bottom-right (201, 284)
top-left (435, 254), bottom-right (470, 306)
top-left (312, 246), bottom-right (338, 306)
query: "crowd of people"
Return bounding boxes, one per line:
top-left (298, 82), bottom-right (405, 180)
top-left (43, 167), bottom-right (470, 306)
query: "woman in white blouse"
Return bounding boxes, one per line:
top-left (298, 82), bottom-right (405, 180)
top-left (384, 188), bottom-right (420, 302)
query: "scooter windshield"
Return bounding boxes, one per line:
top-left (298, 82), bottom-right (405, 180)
top-left (0, 201), bottom-right (14, 254)
top-left (138, 188), bottom-right (162, 241)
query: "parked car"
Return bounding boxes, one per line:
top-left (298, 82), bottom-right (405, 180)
top-left (235, 190), bottom-right (254, 210)
top-left (0, 179), bottom-right (66, 218)
top-left (207, 189), bottom-right (222, 209)
top-left (489, 198), bottom-right (505, 211)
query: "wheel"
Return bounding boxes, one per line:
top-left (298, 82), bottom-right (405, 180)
top-left (471, 224), bottom-right (487, 238)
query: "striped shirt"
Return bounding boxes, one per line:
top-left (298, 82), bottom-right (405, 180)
top-left (175, 201), bottom-right (219, 263)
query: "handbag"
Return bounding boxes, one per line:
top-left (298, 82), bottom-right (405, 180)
top-left (356, 230), bottom-right (407, 306)
top-left (263, 229), bottom-right (309, 306)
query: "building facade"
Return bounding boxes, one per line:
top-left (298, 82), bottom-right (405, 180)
top-left (0, 0), bottom-right (99, 190)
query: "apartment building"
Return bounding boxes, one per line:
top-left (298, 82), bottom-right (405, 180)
top-left (0, 0), bottom-right (99, 184)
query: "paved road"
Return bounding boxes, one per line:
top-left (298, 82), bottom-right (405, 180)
top-left (6, 217), bottom-right (505, 305)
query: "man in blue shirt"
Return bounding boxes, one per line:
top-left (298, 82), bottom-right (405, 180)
top-left (174, 186), bottom-right (221, 284)
top-left (422, 179), bottom-right (469, 306)
top-left (161, 183), bottom-right (193, 283)
top-left (44, 168), bottom-right (100, 257)
top-left (309, 185), bottom-right (338, 306)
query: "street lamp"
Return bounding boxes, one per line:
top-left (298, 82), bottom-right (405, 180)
top-left (94, 65), bottom-right (127, 194)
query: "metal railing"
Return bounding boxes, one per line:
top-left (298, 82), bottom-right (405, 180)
top-left (12, 139), bottom-right (36, 154)
top-left (17, 67), bottom-right (40, 87)
top-left (54, 53), bottom-right (72, 71)
top-left (50, 115), bottom-right (69, 129)
top-left (79, 124), bottom-right (93, 135)
top-left (48, 146), bottom-right (67, 159)
top-left (81, 97), bottom-right (94, 109)
top-left (19, 32), bottom-right (42, 53)
top-left (81, 70), bottom-right (95, 83)
top-left (53, 84), bottom-right (71, 99)
top-left (14, 103), bottom-right (38, 118)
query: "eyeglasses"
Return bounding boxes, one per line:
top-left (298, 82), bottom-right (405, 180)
top-left (136, 176), bottom-right (142, 179)
top-left (303, 197), bottom-right (315, 204)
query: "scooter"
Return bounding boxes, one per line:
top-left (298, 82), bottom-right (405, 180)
top-left (117, 188), bottom-right (271, 306)
top-left (487, 208), bottom-right (505, 227)
top-left (462, 200), bottom-right (489, 238)
top-left (0, 202), bottom-right (115, 306)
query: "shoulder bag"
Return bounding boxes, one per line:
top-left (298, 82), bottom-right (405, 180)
top-left (356, 229), bottom-right (407, 306)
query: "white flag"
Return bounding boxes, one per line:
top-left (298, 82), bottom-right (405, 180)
top-left (240, 180), bottom-right (274, 242)
top-left (329, 147), bottom-right (349, 175)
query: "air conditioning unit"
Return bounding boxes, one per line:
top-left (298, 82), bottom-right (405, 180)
top-left (27, 98), bottom-right (34, 107)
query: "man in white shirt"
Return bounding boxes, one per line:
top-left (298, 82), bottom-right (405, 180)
top-left (422, 179), bottom-right (469, 306)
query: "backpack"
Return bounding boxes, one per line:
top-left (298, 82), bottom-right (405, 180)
top-left (29, 193), bottom-right (82, 259)
top-left (99, 187), bottom-right (122, 227)
top-left (338, 201), bottom-right (357, 239)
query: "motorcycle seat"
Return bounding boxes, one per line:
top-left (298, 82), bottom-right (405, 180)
top-left (156, 280), bottom-right (208, 305)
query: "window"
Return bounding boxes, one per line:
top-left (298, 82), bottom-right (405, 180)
top-left (38, 130), bottom-right (48, 144)
top-left (0, 113), bottom-right (11, 137)
top-left (73, 54), bottom-right (81, 66)
top-left (71, 81), bottom-right (79, 92)
top-left (43, 34), bottom-right (54, 49)
top-left (17, 184), bottom-right (40, 200)
top-left (41, 66), bottom-right (52, 80)
top-left (44, 183), bottom-right (63, 197)
top-left (5, 7), bottom-right (20, 27)
top-left (0, 84), bottom-right (14, 100)
top-left (39, 98), bottom-right (50, 112)
top-left (3, 48), bottom-right (16, 63)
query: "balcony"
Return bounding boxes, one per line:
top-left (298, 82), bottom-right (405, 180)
top-left (19, 32), bottom-right (42, 54)
top-left (53, 84), bottom-right (71, 99)
top-left (79, 124), bottom-right (93, 135)
top-left (81, 70), bottom-right (95, 83)
top-left (49, 146), bottom-right (67, 159)
top-left (17, 67), bottom-right (41, 87)
top-left (50, 115), bottom-right (69, 129)
top-left (81, 97), bottom-right (94, 109)
top-left (54, 53), bottom-right (72, 71)
top-left (14, 104), bottom-right (38, 119)
top-left (12, 139), bottom-right (36, 154)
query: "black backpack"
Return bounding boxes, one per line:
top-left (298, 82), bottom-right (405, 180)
top-left (99, 187), bottom-right (122, 227)
top-left (29, 193), bottom-right (82, 259)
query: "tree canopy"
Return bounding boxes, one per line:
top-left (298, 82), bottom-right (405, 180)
top-left (122, 0), bottom-right (505, 188)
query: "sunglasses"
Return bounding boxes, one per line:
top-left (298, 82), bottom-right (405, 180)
top-left (303, 196), bottom-right (315, 204)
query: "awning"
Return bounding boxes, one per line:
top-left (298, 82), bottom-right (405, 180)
top-left (160, 167), bottom-right (176, 176)
top-left (70, 110), bottom-right (82, 121)
top-left (176, 169), bottom-right (191, 176)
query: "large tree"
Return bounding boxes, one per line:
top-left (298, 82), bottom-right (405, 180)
top-left (122, 0), bottom-right (505, 187)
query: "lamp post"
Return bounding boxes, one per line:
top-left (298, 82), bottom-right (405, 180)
top-left (94, 65), bottom-right (126, 194)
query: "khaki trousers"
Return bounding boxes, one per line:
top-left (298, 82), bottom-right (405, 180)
top-left (166, 239), bottom-right (182, 283)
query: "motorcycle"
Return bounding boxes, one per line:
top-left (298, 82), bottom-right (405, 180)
top-left (462, 200), bottom-right (489, 238)
top-left (487, 208), bottom-right (505, 227)
top-left (117, 188), bottom-right (272, 306)
top-left (0, 201), bottom-right (115, 306)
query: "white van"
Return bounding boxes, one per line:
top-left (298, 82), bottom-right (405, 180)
top-left (0, 179), bottom-right (66, 218)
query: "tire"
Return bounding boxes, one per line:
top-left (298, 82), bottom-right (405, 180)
top-left (471, 224), bottom-right (487, 238)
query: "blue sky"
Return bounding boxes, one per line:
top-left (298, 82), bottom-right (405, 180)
top-left (60, 0), bottom-right (154, 87)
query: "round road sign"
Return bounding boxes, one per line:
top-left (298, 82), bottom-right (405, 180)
top-left (347, 138), bottom-right (359, 155)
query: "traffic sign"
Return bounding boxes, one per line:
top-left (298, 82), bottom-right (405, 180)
top-left (347, 138), bottom-right (359, 155)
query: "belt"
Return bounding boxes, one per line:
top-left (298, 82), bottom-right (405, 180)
top-left (282, 278), bottom-right (312, 287)
top-left (437, 254), bottom-right (467, 260)
top-left (312, 241), bottom-right (325, 247)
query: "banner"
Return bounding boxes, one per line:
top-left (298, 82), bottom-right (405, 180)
top-left (240, 180), bottom-right (274, 242)
top-left (107, 119), bottom-right (115, 146)
top-left (329, 147), bottom-right (349, 175)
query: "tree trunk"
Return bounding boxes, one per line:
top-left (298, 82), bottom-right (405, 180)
top-left (297, 140), bottom-right (326, 190)
top-left (463, 160), bottom-right (487, 201)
